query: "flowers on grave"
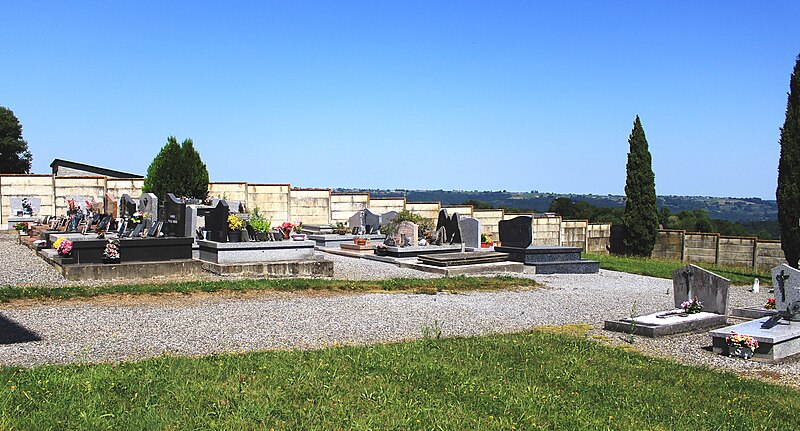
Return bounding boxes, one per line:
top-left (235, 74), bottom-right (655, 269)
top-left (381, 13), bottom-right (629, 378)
top-left (67, 199), bottom-right (77, 215)
top-left (279, 221), bottom-right (301, 238)
top-left (764, 297), bottom-right (776, 310)
top-left (13, 222), bottom-right (29, 231)
top-left (56, 238), bottom-right (73, 257)
top-left (130, 211), bottom-right (142, 225)
top-left (227, 214), bottom-right (244, 231)
top-left (681, 297), bottom-right (703, 314)
top-left (103, 238), bottom-right (120, 260)
top-left (726, 332), bottom-right (759, 350)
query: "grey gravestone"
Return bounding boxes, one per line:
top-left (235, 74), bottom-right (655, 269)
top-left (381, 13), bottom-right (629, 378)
top-left (205, 201), bottom-right (230, 242)
top-left (435, 209), bottom-right (462, 244)
top-left (773, 264), bottom-right (800, 321)
top-left (139, 193), bottom-right (158, 230)
top-left (364, 209), bottom-right (381, 234)
top-left (130, 223), bottom-right (145, 237)
top-left (395, 221), bottom-right (418, 247)
top-left (119, 194), bottom-right (138, 218)
top-left (10, 197), bottom-right (41, 216)
top-left (348, 210), bottom-right (365, 233)
top-left (498, 216), bottom-right (533, 248)
top-left (163, 193), bottom-right (187, 237)
top-left (459, 216), bottom-right (481, 249)
top-left (672, 264), bottom-right (729, 315)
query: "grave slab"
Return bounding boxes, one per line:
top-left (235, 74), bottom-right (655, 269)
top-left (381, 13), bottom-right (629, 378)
top-left (709, 316), bottom-right (800, 361)
top-left (730, 307), bottom-right (778, 320)
top-left (308, 233), bottom-right (385, 248)
top-left (374, 244), bottom-right (463, 258)
top-left (197, 239), bottom-right (316, 264)
top-left (417, 251), bottom-right (509, 267)
top-left (399, 260), bottom-right (524, 276)
top-left (495, 245), bottom-right (599, 274)
top-left (604, 310), bottom-right (727, 337)
top-left (200, 259), bottom-right (333, 278)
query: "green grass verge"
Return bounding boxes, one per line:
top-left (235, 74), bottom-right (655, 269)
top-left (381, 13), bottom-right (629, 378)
top-left (1, 328), bottom-right (795, 430)
top-left (0, 276), bottom-right (538, 303)
top-left (584, 253), bottom-right (771, 286)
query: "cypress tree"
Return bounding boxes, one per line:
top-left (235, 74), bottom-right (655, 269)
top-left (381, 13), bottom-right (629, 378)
top-left (143, 136), bottom-right (209, 201)
top-left (622, 116), bottom-right (659, 256)
top-left (0, 106), bottom-right (33, 173)
top-left (777, 54), bottom-right (800, 268)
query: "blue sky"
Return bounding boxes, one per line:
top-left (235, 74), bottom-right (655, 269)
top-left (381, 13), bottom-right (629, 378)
top-left (4, 2), bottom-right (799, 199)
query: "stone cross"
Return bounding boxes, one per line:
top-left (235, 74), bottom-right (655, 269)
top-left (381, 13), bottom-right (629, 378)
top-left (772, 264), bottom-right (800, 321)
top-left (672, 264), bottom-right (729, 315)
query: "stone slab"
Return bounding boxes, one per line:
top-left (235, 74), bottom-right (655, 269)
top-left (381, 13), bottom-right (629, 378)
top-left (200, 259), bottom-right (333, 278)
top-left (531, 260), bottom-right (600, 274)
top-left (308, 233), bottom-right (385, 248)
top-left (197, 239), bottom-right (316, 264)
top-left (604, 310), bottom-right (728, 338)
top-left (340, 243), bottom-right (374, 251)
top-left (730, 307), bottom-right (779, 320)
top-left (58, 259), bottom-right (204, 281)
top-left (494, 245), bottom-right (582, 263)
top-left (417, 251), bottom-right (509, 267)
top-left (399, 260), bottom-right (524, 276)
top-left (48, 237), bottom-right (193, 265)
top-left (709, 316), bottom-right (800, 361)
top-left (374, 244), bottom-right (464, 258)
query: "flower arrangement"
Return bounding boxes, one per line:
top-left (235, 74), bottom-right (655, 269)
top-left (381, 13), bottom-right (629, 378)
top-left (481, 234), bottom-right (492, 244)
top-left (227, 214), bottom-right (244, 231)
top-left (13, 222), bottom-right (29, 231)
top-left (726, 332), bottom-right (759, 350)
top-left (103, 238), bottom-right (120, 260)
top-left (681, 298), bottom-right (703, 314)
top-left (56, 238), bottom-right (73, 257)
top-left (293, 222), bottom-right (303, 233)
top-left (764, 298), bottom-right (776, 310)
top-left (130, 212), bottom-right (142, 224)
top-left (67, 199), bottom-right (78, 216)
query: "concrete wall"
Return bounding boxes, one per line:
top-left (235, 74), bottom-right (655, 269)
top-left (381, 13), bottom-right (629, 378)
top-left (106, 178), bottom-right (145, 201)
top-left (586, 223), bottom-right (611, 254)
top-left (209, 182), bottom-right (248, 203)
top-left (247, 184), bottom-right (290, 223)
top-left (0, 175), bottom-right (55, 225)
top-left (289, 188), bottom-right (331, 225)
top-left (330, 193), bottom-right (370, 225)
top-left (442, 205), bottom-right (474, 218)
top-left (650, 229), bottom-right (786, 272)
top-left (532, 215), bottom-right (561, 246)
top-left (718, 237), bottom-right (757, 269)
top-left (53, 176), bottom-right (106, 217)
top-left (561, 220), bottom-right (588, 250)
top-left (652, 230), bottom-right (685, 261)
top-left (755, 241), bottom-right (786, 272)
top-left (683, 232), bottom-right (719, 265)
top-left (473, 209), bottom-right (503, 241)
top-left (406, 202), bottom-right (440, 221)
top-left (368, 197), bottom-right (405, 214)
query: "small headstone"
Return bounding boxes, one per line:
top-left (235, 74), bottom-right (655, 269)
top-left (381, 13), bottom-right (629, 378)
top-left (364, 209), bottom-right (381, 234)
top-left (119, 194), bottom-right (138, 218)
top-left (672, 264), bottom-right (730, 315)
top-left (105, 193), bottom-right (118, 217)
top-left (139, 193), bottom-right (158, 230)
top-left (772, 264), bottom-right (800, 321)
top-left (163, 193), bottom-right (187, 237)
top-left (395, 221), bottom-right (418, 247)
top-left (147, 222), bottom-right (159, 237)
top-left (498, 216), bottom-right (533, 248)
top-left (348, 210), bottom-right (365, 232)
top-left (204, 200), bottom-right (230, 242)
top-left (130, 223), bottom-right (145, 238)
top-left (458, 216), bottom-right (481, 248)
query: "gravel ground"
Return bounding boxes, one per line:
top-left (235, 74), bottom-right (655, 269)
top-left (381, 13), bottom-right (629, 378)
top-left (0, 237), bottom-right (797, 388)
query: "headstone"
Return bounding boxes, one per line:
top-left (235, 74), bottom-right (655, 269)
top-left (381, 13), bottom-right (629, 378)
top-left (395, 221), bottom-right (418, 247)
top-left (139, 193), bottom-right (158, 230)
top-left (130, 223), bottom-right (144, 238)
top-left (205, 201), bottom-right (230, 242)
top-left (363, 209), bottom-right (381, 234)
top-left (435, 209), bottom-right (461, 244)
top-left (498, 216), bottom-right (533, 248)
top-left (245, 224), bottom-right (257, 241)
top-left (163, 193), bottom-right (187, 237)
top-left (348, 210), bottom-right (365, 234)
top-left (105, 193), bottom-right (118, 217)
top-left (672, 264), bottom-right (730, 315)
top-left (147, 222), bottom-right (159, 237)
top-left (458, 217), bottom-right (481, 249)
top-left (381, 211), bottom-right (398, 230)
top-left (773, 264), bottom-right (800, 321)
top-left (119, 194), bottom-right (138, 218)
top-left (10, 197), bottom-right (41, 216)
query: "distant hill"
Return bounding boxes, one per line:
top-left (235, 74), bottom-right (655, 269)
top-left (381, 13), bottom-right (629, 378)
top-left (335, 189), bottom-right (777, 222)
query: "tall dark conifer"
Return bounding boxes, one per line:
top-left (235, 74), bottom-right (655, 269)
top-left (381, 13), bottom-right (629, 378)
top-left (622, 116), bottom-right (659, 256)
top-left (777, 55), bottom-right (800, 268)
top-left (143, 136), bottom-right (209, 201)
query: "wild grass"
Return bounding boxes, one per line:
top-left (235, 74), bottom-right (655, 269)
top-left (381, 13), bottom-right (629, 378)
top-left (584, 253), bottom-right (771, 286)
top-left (0, 328), bottom-right (795, 430)
top-left (0, 276), bottom-right (538, 303)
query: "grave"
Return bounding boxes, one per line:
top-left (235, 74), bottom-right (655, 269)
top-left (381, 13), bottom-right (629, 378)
top-left (161, 193), bottom-right (188, 237)
top-left (138, 193), bottom-right (158, 231)
top-left (604, 265), bottom-right (729, 337)
top-left (458, 216), bottom-right (481, 249)
top-left (197, 239), bottom-right (317, 263)
top-left (43, 237), bottom-right (194, 265)
top-left (494, 215), bottom-right (599, 274)
top-left (309, 233), bottom-right (386, 248)
top-left (360, 209), bottom-right (397, 234)
top-left (436, 209), bottom-right (462, 244)
top-left (417, 251), bottom-right (509, 267)
top-left (7, 197), bottom-right (42, 229)
top-left (372, 244), bottom-right (463, 258)
top-left (119, 194), bottom-right (138, 218)
top-left (709, 264), bottom-right (800, 361)
top-left (393, 220), bottom-right (419, 247)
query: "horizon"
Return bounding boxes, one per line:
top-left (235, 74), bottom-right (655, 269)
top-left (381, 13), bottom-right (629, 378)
top-left (5, 2), bottom-right (799, 200)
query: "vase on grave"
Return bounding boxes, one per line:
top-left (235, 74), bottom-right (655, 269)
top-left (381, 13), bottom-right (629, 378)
top-left (291, 233), bottom-right (307, 241)
top-left (228, 230), bottom-right (241, 243)
top-left (728, 346), bottom-right (754, 360)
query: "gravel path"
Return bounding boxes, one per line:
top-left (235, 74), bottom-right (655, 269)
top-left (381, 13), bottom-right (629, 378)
top-left (0, 237), bottom-right (797, 388)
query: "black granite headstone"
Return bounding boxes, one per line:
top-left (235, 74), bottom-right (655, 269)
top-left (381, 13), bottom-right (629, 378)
top-left (498, 216), bottom-right (533, 248)
top-left (119, 194), bottom-right (138, 219)
top-left (246, 224), bottom-right (257, 241)
top-left (435, 209), bottom-right (462, 244)
top-left (162, 193), bottom-right (187, 237)
top-left (205, 201), bottom-right (230, 242)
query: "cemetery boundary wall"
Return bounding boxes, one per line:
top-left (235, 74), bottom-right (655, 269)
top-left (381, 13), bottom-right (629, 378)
top-left (651, 229), bottom-right (785, 272)
top-left (0, 175), bottom-right (611, 253)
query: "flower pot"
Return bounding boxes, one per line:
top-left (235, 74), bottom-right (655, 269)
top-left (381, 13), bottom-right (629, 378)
top-left (480, 242), bottom-right (492, 248)
top-left (228, 231), bottom-right (241, 243)
top-left (256, 232), bottom-right (269, 241)
top-left (728, 346), bottom-right (754, 359)
top-left (291, 233), bottom-right (307, 241)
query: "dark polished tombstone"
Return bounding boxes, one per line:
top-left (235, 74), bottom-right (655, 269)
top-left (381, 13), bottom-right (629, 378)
top-left (364, 209), bottom-right (381, 234)
top-left (119, 194), bottom-right (138, 219)
top-left (498, 216), bottom-right (533, 248)
top-left (204, 201), bottom-right (230, 242)
top-left (435, 209), bottom-right (462, 244)
top-left (162, 193), bottom-right (187, 237)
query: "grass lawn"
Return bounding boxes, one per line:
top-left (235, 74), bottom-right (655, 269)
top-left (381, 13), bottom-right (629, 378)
top-left (1, 326), bottom-right (796, 430)
top-left (0, 276), bottom-right (538, 303)
top-left (584, 253), bottom-right (771, 286)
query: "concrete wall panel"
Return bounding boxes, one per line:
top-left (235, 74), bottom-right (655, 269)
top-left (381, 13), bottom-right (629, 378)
top-left (289, 188), bottom-right (331, 225)
top-left (330, 193), bottom-right (370, 225)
